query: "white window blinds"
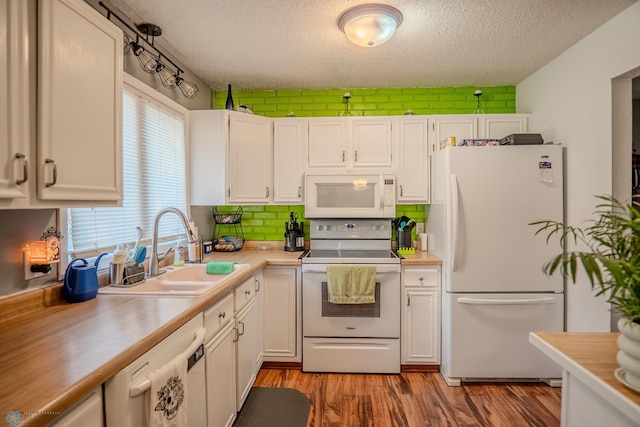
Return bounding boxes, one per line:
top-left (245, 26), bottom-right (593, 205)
top-left (67, 87), bottom-right (187, 258)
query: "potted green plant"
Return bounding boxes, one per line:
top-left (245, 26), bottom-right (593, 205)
top-left (531, 195), bottom-right (640, 391)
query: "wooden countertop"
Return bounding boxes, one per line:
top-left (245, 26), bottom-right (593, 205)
top-left (530, 332), bottom-right (640, 420)
top-left (0, 244), bottom-right (439, 425)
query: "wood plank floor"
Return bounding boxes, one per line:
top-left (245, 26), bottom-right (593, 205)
top-left (252, 368), bottom-right (562, 427)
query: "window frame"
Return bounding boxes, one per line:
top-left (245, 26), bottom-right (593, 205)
top-left (60, 73), bottom-right (191, 274)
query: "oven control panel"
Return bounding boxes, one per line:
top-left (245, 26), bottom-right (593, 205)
top-left (310, 219), bottom-right (392, 239)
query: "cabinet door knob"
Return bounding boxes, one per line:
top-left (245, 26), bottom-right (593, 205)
top-left (15, 153), bottom-right (28, 185)
top-left (297, 186), bottom-right (302, 198)
top-left (238, 321), bottom-right (245, 336)
top-left (233, 327), bottom-right (239, 342)
top-left (342, 150), bottom-right (345, 162)
top-left (219, 312), bottom-right (226, 319)
top-left (245, 289), bottom-right (251, 296)
top-left (407, 295), bottom-right (411, 306)
top-left (419, 276), bottom-right (423, 282)
top-left (400, 185), bottom-right (403, 197)
top-left (354, 150), bottom-right (358, 162)
top-left (45, 158), bottom-right (57, 187)
top-left (255, 279), bottom-right (261, 292)
top-left (266, 187), bottom-right (270, 198)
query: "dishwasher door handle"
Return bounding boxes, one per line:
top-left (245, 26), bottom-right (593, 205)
top-left (129, 327), bottom-right (206, 397)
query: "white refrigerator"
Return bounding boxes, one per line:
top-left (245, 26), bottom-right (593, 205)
top-left (427, 144), bottom-right (564, 386)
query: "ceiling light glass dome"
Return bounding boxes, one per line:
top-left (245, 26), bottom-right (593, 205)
top-left (337, 4), bottom-right (403, 47)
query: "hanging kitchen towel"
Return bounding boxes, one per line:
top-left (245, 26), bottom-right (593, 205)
top-left (206, 261), bottom-right (236, 274)
top-left (146, 353), bottom-right (188, 427)
top-left (326, 265), bottom-right (376, 304)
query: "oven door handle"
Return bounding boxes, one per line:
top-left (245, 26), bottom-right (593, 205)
top-left (302, 269), bottom-right (398, 274)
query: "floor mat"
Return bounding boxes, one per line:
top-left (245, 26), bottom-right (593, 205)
top-left (234, 387), bottom-right (310, 427)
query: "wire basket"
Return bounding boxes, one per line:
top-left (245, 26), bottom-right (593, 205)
top-left (213, 206), bottom-right (243, 224)
top-left (214, 236), bottom-right (244, 252)
top-left (212, 207), bottom-right (244, 251)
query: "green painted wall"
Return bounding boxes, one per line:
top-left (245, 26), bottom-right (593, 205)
top-left (215, 86), bottom-right (515, 117)
top-left (210, 86), bottom-right (515, 242)
top-left (213, 204), bottom-right (427, 243)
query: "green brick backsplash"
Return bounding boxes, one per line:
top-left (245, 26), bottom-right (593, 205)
top-left (215, 205), bottom-right (427, 242)
top-left (215, 86), bottom-right (515, 117)
top-left (210, 85), bottom-right (514, 242)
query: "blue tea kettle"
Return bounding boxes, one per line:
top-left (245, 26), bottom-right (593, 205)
top-left (63, 253), bottom-right (107, 303)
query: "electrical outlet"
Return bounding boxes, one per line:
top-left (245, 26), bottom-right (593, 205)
top-left (416, 223), bottom-right (425, 234)
top-left (23, 249), bottom-right (50, 280)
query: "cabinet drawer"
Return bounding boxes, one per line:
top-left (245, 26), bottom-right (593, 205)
top-left (234, 276), bottom-right (256, 311)
top-left (204, 293), bottom-right (234, 340)
top-left (403, 268), bottom-right (439, 287)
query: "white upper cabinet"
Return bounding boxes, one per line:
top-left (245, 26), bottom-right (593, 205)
top-left (0, 0), bottom-right (30, 202)
top-left (307, 117), bottom-right (392, 169)
top-left (38, 0), bottom-right (123, 202)
top-left (396, 117), bottom-right (429, 204)
top-left (351, 117), bottom-right (393, 167)
top-left (228, 113), bottom-right (273, 204)
top-left (430, 114), bottom-right (530, 153)
top-left (307, 118), bottom-right (350, 167)
top-left (190, 110), bottom-right (273, 205)
top-left (431, 116), bottom-right (479, 153)
top-left (273, 118), bottom-right (306, 204)
top-left (0, 0), bottom-right (123, 208)
top-left (481, 114), bottom-right (529, 139)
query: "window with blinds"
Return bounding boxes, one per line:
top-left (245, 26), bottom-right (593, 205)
top-left (67, 86), bottom-right (188, 259)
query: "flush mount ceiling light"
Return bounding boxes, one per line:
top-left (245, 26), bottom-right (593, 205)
top-left (337, 3), bottom-right (403, 47)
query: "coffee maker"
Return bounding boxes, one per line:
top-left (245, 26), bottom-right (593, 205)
top-left (284, 212), bottom-right (305, 251)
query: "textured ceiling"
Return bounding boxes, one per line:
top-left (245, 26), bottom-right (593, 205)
top-left (104, 0), bottom-right (637, 91)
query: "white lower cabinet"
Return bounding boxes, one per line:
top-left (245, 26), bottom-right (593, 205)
top-left (205, 293), bottom-right (237, 427)
top-left (253, 271), bottom-right (265, 373)
top-left (401, 266), bottom-right (441, 364)
top-left (262, 266), bottom-right (301, 362)
top-left (233, 276), bottom-right (262, 411)
top-left (235, 298), bottom-right (258, 411)
top-left (50, 387), bottom-right (103, 427)
top-left (204, 274), bottom-right (264, 426)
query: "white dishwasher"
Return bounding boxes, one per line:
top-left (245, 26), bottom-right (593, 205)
top-left (104, 314), bottom-right (206, 427)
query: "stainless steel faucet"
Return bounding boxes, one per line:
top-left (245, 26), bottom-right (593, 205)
top-left (148, 207), bottom-right (197, 277)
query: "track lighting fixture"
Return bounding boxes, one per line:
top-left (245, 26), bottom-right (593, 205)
top-left (156, 62), bottom-right (178, 88)
top-left (99, 1), bottom-right (199, 99)
top-left (176, 74), bottom-right (199, 99)
top-left (130, 37), bottom-right (159, 73)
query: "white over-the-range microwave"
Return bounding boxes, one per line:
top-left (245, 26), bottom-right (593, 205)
top-left (304, 169), bottom-right (396, 218)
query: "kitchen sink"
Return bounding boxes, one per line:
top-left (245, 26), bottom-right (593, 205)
top-left (98, 263), bottom-right (250, 296)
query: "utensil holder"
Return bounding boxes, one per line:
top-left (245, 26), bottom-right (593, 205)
top-left (109, 262), bottom-right (125, 286)
top-left (396, 230), bottom-right (412, 249)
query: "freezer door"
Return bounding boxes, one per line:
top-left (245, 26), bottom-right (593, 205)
top-left (441, 292), bottom-right (563, 380)
top-left (447, 145), bottom-right (564, 293)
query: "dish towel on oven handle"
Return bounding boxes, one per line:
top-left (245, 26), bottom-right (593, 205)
top-left (326, 265), bottom-right (376, 304)
top-left (146, 352), bottom-right (188, 427)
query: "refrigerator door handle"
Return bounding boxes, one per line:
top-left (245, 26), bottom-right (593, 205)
top-left (457, 297), bottom-right (557, 305)
top-left (450, 174), bottom-right (459, 271)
